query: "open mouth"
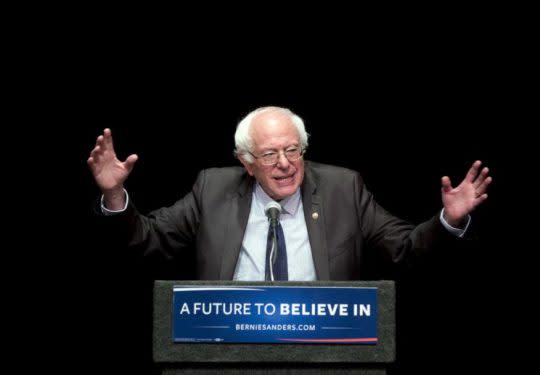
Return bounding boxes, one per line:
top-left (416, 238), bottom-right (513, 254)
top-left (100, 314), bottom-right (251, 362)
top-left (274, 174), bottom-right (294, 185)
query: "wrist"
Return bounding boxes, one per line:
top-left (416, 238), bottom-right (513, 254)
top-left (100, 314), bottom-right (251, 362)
top-left (443, 211), bottom-right (466, 229)
top-left (103, 187), bottom-right (126, 210)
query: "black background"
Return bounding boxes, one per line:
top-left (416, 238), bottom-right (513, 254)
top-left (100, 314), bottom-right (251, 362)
top-left (27, 7), bottom-right (530, 374)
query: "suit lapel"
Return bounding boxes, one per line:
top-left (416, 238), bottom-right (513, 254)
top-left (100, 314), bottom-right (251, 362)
top-left (219, 175), bottom-right (253, 280)
top-left (302, 163), bottom-right (330, 280)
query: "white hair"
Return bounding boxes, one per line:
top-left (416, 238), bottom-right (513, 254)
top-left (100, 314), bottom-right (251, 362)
top-left (234, 106), bottom-right (309, 164)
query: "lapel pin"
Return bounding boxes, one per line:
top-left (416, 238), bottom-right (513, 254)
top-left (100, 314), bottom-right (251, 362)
top-left (312, 212), bottom-right (319, 220)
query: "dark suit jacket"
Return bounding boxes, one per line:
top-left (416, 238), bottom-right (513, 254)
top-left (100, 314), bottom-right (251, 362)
top-left (111, 161), bottom-right (455, 280)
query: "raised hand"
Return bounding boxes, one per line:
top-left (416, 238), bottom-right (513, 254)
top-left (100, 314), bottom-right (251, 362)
top-left (441, 160), bottom-right (492, 227)
top-left (87, 128), bottom-right (138, 209)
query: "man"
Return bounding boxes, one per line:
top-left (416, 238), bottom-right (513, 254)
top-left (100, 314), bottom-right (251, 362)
top-left (88, 106), bottom-right (491, 280)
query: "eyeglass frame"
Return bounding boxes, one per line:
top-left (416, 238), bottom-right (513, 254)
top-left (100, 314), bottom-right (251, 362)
top-left (247, 146), bottom-right (306, 166)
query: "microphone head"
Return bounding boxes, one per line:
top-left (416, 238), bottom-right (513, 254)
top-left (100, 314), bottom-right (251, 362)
top-left (264, 201), bottom-right (282, 221)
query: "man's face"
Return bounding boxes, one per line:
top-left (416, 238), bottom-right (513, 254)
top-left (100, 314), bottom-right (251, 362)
top-left (240, 111), bottom-right (305, 201)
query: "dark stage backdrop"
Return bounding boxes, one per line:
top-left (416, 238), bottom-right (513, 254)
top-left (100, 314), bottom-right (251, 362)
top-left (16, 7), bottom-right (532, 374)
top-left (73, 90), bottom-right (509, 375)
top-left (66, 37), bottom-right (518, 374)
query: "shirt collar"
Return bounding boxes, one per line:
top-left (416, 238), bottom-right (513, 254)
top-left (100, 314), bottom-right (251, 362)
top-left (254, 183), bottom-right (301, 216)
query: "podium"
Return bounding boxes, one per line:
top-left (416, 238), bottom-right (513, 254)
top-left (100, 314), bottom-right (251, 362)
top-left (153, 280), bottom-right (395, 374)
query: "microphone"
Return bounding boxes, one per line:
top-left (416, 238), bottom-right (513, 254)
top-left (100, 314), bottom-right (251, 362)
top-left (264, 201), bottom-right (282, 228)
top-left (264, 201), bottom-right (282, 281)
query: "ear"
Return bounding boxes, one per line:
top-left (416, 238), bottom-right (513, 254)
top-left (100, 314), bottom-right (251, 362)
top-left (239, 155), bottom-right (255, 176)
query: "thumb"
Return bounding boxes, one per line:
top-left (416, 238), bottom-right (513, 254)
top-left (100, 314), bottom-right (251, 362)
top-left (441, 176), bottom-right (452, 193)
top-left (124, 154), bottom-right (139, 173)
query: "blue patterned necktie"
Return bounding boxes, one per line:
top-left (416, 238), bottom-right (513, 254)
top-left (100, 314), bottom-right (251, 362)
top-left (265, 220), bottom-right (288, 281)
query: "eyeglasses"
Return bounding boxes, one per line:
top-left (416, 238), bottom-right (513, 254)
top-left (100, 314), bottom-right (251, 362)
top-left (249, 147), bottom-right (305, 166)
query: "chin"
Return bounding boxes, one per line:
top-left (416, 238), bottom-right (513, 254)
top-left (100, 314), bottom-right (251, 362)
top-left (274, 185), bottom-right (298, 200)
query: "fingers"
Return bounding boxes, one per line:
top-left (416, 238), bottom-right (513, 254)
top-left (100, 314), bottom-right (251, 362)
top-left (88, 129), bottom-right (116, 162)
top-left (474, 193), bottom-right (489, 205)
top-left (469, 160), bottom-right (492, 197)
top-left (103, 128), bottom-right (114, 149)
top-left (473, 166), bottom-right (490, 187)
top-left (94, 129), bottom-right (114, 153)
top-left (88, 144), bottom-right (102, 165)
top-left (465, 160), bottom-right (482, 183)
top-left (474, 175), bottom-right (493, 197)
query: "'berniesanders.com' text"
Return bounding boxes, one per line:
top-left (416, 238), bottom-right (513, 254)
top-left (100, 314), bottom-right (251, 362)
top-left (235, 324), bottom-right (316, 331)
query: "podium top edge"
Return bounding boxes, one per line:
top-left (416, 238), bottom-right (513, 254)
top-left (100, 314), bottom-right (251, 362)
top-left (155, 280), bottom-right (394, 287)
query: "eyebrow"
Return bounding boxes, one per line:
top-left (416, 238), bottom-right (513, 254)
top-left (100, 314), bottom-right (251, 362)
top-left (260, 144), bottom-right (300, 153)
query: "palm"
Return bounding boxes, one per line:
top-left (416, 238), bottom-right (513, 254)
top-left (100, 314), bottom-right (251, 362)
top-left (91, 152), bottom-right (130, 191)
top-left (441, 160), bottom-right (492, 226)
top-left (87, 129), bottom-right (138, 192)
top-left (442, 179), bottom-right (477, 220)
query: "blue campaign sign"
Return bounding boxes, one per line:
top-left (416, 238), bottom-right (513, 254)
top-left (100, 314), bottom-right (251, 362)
top-left (172, 286), bottom-right (377, 344)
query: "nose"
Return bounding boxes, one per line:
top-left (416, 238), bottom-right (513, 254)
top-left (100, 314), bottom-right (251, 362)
top-left (276, 150), bottom-right (290, 168)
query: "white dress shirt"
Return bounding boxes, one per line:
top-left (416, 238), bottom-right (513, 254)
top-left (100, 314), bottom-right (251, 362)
top-left (102, 187), bottom-right (469, 280)
top-left (233, 183), bottom-right (317, 281)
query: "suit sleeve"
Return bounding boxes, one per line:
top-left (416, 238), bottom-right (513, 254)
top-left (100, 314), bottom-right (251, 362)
top-left (103, 169), bottom-right (207, 260)
top-left (354, 172), bottom-right (457, 265)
